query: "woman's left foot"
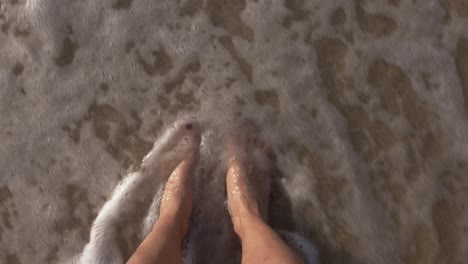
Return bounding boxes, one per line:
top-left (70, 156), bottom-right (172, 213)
top-left (158, 123), bottom-right (201, 238)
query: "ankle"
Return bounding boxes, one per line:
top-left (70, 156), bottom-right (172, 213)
top-left (231, 206), bottom-right (264, 238)
top-left (156, 212), bottom-right (189, 241)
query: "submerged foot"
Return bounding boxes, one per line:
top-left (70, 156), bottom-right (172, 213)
top-left (224, 130), bottom-right (272, 234)
top-left (158, 123), bottom-right (201, 238)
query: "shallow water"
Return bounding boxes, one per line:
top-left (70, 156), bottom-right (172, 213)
top-left (1, 0), bottom-right (468, 263)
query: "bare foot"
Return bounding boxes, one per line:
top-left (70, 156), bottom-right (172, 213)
top-left (224, 131), bottom-right (272, 234)
top-left (158, 123), bottom-right (201, 238)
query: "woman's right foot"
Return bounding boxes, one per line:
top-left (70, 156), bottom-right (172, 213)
top-left (224, 131), bottom-right (272, 235)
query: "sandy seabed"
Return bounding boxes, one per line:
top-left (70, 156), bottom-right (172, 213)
top-left (1, 0), bottom-right (468, 263)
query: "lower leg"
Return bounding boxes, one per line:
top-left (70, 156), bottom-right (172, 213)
top-left (127, 213), bottom-right (186, 264)
top-left (225, 134), bottom-right (303, 264)
top-left (127, 126), bottom-right (200, 264)
top-left (234, 209), bottom-right (304, 264)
